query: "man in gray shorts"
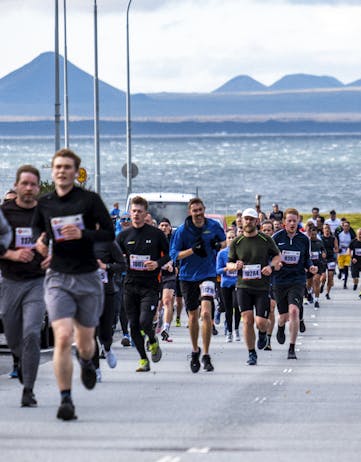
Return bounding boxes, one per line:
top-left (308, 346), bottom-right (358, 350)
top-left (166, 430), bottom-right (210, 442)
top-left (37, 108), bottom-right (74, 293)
top-left (1, 165), bottom-right (45, 408)
top-left (33, 148), bottom-right (114, 420)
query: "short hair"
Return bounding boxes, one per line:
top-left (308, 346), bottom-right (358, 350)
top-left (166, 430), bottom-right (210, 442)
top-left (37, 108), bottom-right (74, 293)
top-left (130, 195), bottom-right (148, 210)
top-left (51, 148), bottom-right (81, 170)
top-left (284, 208), bottom-right (299, 218)
top-left (312, 207), bottom-right (320, 212)
top-left (15, 165), bottom-right (40, 184)
top-left (188, 197), bottom-right (205, 209)
top-left (261, 219), bottom-right (274, 229)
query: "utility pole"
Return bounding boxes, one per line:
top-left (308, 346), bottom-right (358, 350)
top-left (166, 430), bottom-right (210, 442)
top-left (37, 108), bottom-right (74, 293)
top-left (54, 0), bottom-right (61, 151)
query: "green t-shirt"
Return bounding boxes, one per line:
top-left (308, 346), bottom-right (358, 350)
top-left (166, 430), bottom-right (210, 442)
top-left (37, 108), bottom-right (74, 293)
top-left (228, 232), bottom-right (279, 291)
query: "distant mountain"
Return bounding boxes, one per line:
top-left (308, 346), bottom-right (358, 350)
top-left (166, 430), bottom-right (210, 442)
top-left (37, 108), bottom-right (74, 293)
top-left (0, 52), bottom-right (131, 117)
top-left (347, 79), bottom-right (361, 87)
top-left (1, 53), bottom-right (361, 120)
top-left (269, 73), bottom-right (344, 91)
top-left (213, 75), bottom-right (266, 93)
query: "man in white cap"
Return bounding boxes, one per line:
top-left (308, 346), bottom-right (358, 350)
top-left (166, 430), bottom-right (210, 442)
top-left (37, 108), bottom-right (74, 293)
top-left (227, 208), bottom-right (280, 366)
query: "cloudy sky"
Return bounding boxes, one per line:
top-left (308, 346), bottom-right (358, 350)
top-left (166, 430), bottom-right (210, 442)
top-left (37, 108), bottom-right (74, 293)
top-left (0, 0), bottom-right (360, 93)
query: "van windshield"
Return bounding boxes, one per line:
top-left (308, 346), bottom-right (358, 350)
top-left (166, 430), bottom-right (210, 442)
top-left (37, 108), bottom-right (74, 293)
top-left (148, 202), bottom-right (189, 228)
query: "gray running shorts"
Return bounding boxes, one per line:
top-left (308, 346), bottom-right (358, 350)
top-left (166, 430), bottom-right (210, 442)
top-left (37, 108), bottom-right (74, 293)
top-left (44, 269), bottom-right (104, 327)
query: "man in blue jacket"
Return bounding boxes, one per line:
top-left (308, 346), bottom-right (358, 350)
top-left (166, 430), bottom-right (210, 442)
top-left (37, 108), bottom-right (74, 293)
top-left (273, 208), bottom-right (317, 360)
top-left (170, 198), bottom-right (226, 373)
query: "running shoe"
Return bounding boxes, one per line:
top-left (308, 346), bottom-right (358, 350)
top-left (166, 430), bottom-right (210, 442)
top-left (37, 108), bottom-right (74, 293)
top-left (276, 325), bottom-right (286, 344)
top-left (175, 317), bottom-right (181, 327)
top-left (149, 337), bottom-right (162, 363)
top-left (21, 389), bottom-right (37, 408)
top-left (212, 325), bottom-right (218, 335)
top-left (359, 292), bottom-right (361, 300)
top-left (326, 293), bottom-right (331, 300)
top-left (8, 366), bottom-right (18, 379)
top-left (314, 301), bottom-right (320, 309)
top-left (121, 334), bottom-right (131, 347)
top-left (307, 292), bottom-right (314, 303)
top-left (257, 331), bottom-right (268, 350)
top-left (264, 342), bottom-right (272, 351)
top-left (353, 284), bottom-right (358, 291)
top-left (105, 348), bottom-right (117, 369)
top-left (299, 320), bottom-right (306, 333)
top-left (79, 358), bottom-right (97, 390)
top-left (234, 329), bottom-right (241, 341)
top-left (96, 368), bottom-right (102, 383)
top-left (202, 354), bottom-right (214, 372)
top-left (57, 396), bottom-right (77, 421)
top-left (136, 359), bottom-right (150, 372)
top-left (320, 284), bottom-right (324, 294)
top-left (246, 351), bottom-right (257, 366)
top-left (161, 328), bottom-right (172, 342)
top-left (288, 349), bottom-right (297, 360)
top-left (226, 332), bottom-right (232, 343)
top-left (190, 347), bottom-right (201, 373)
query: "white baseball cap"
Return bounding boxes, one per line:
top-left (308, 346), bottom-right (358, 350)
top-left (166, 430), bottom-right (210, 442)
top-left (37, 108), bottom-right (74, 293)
top-left (242, 208), bottom-right (258, 219)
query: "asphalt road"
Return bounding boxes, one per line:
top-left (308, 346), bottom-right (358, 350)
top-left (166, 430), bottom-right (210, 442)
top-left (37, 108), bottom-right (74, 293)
top-left (1, 277), bottom-right (361, 462)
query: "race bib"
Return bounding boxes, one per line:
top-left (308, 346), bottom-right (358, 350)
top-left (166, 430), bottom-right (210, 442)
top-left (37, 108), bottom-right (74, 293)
top-left (50, 214), bottom-right (85, 242)
top-left (281, 250), bottom-right (300, 265)
top-left (130, 254), bottom-right (150, 271)
top-left (200, 281), bottom-right (216, 298)
top-left (327, 261), bottom-right (336, 270)
top-left (355, 249), bottom-right (361, 257)
top-left (98, 268), bottom-right (108, 284)
top-left (226, 270), bottom-right (238, 278)
top-left (311, 251), bottom-right (319, 260)
top-left (15, 227), bottom-right (35, 249)
top-left (242, 264), bottom-right (262, 280)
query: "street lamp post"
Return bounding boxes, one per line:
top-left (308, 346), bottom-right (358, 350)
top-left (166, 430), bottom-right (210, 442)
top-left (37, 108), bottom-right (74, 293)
top-left (126, 0), bottom-right (133, 197)
top-left (63, 0), bottom-right (69, 147)
top-left (93, 0), bottom-right (101, 194)
top-left (54, 0), bottom-right (61, 151)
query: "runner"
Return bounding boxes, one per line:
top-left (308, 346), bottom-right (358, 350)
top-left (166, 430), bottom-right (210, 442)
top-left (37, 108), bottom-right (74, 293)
top-left (216, 229), bottom-right (240, 342)
top-left (227, 209), bottom-right (280, 365)
top-left (336, 221), bottom-right (354, 289)
top-left (260, 220), bottom-right (277, 350)
top-left (320, 223), bottom-right (338, 299)
top-left (0, 165), bottom-right (43, 408)
top-left (93, 239), bottom-right (127, 382)
top-left (348, 228), bottom-right (361, 294)
top-left (116, 196), bottom-right (170, 372)
top-left (158, 217), bottom-right (176, 342)
top-left (170, 197), bottom-right (226, 373)
top-left (306, 226), bottom-right (326, 309)
top-left (325, 210), bottom-right (341, 235)
top-left (272, 208), bottom-right (318, 360)
top-left (33, 148), bottom-right (114, 420)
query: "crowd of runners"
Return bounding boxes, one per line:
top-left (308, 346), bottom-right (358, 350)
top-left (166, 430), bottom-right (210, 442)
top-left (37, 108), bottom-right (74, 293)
top-left (0, 148), bottom-right (360, 421)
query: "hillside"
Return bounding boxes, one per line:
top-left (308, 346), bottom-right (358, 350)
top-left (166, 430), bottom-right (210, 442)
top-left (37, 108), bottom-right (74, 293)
top-left (0, 52), bottom-right (361, 120)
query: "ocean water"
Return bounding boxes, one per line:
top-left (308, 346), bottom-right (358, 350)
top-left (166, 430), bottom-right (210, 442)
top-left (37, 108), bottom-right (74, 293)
top-left (0, 133), bottom-right (360, 215)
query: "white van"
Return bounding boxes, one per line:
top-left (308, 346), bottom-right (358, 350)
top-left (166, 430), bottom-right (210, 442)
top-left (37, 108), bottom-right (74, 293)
top-left (125, 192), bottom-right (195, 229)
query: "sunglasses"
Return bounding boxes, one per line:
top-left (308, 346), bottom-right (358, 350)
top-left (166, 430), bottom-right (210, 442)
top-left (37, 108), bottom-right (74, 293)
top-left (120, 218), bottom-right (131, 223)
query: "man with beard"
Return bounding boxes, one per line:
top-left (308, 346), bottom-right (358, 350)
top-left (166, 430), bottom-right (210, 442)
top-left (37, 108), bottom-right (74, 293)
top-left (1, 165), bottom-right (45, 408)
top-left (170, 198), bottom-right (226, 373)
top-left (272, 208), bottom-right (318, 359)
top-left (227, 209), bottom-right (280, 366)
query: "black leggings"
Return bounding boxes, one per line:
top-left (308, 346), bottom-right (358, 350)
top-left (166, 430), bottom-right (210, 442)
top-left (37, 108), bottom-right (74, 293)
top-left (98, 292), bottom-right (116, 351)
top-left (221, 286), bottom-right (240, 332)
top-left (123, 284), bottom-right (159, 360)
